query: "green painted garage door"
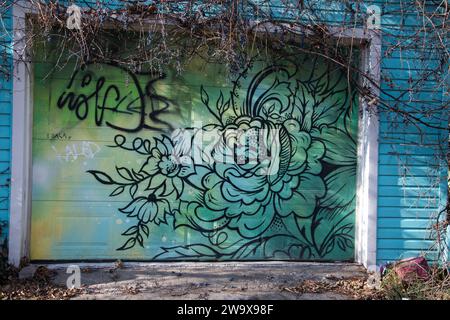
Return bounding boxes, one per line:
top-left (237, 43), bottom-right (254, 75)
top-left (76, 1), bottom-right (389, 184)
top-left (30, 36), bottom-right (358, 261)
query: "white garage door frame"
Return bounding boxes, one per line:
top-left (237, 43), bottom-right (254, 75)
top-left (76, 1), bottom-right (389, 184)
top-left (8, 2), bottom-right (381, 270)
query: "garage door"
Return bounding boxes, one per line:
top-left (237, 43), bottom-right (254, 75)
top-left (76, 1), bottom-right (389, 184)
top-left (30, 37), bottom-right (358, 261)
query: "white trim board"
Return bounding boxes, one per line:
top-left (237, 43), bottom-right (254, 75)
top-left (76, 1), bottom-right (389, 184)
top-left (8, 4), bottom-right (382, 268)
top-left (8, 1), bottom-right (33, 267)
top-left (354, 31), bottom-right (382, 272)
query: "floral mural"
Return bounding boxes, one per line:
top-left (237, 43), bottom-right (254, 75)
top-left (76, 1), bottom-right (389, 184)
top-left (84, 56), bottom-right (358, 261)
top-left (31, 43), bottom-right (358, 261)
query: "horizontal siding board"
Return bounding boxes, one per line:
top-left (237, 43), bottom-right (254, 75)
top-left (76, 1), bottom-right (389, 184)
top-left (379, 110), bottom-right (446, 123)
top-left (0, 90), bottom-right (12, 103)
top-left (0, 80), bottom-right (12, 91)
top-left (0, 114), bottom-right (11, 125)
top-left (0, 225), bottom-right (8, 244)
top-left (380, 69), bottom-right (443, 82)
top-left (378, 197), bottom-right (440, 208)
top-left (0, 162), bottom-right (10, 173)
top-left (377, 249), bottom-right (437, 262)
top-left (382, 58), bottom-right (444, 70)
top-left (381, 81), bottom-right (444, 92)
top-left (0, 194), bottom-right (8, 208)
top-left (0, 173), bottom-right (10, 186)
top-left (0, 149), bottom-right (11, 162)
top-left (378, 207), bottom-right (437, 219)
top-left (380, 90), bottom-right (445, 103)
top-left (377, 228), bottom-right (432, 239)
top-left (0, 102), bottom-right (11, 114)
top-left (383, 48), bottom-right (442, 60)
top-left (0, 125), bottom-right (10, 138)
top-left (0, 185), bottom-right (9, 198)
top-left (378, 135), bottom-right (441, 145)
top-left (378, 186), bottom-right (440, 198)
top-left (379, 136), bottom-right (445, 147)
top-left (378, 165), bottom-right (440, 176)
top-left (379, 142), bottom-right (442, 149)
top-left (378, 176), bottom-right (442, 187)
top-left (379, 164), bottom-right (445, 175)
top-left (378, 155), bottom-right (441, 166)
top-left (378, 218), bottom-right (433, 229)
top-left (0, 137), bottom-right (11, 149)
top-left (380, 127), bottom-right (442, 137)
top-left (379, 126), bottom-right (442, 135)
top-left (377, 239), bottom-right (435, 250)
top-left (379, 145), bottom-right (442, 156)
top-left (0, 209), bottom-right (8, 221)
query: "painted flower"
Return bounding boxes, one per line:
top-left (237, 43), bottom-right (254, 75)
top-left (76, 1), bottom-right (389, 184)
top-left (91, 56), bottom-right (358, 258)
top-left (140, 135), bottom-right (195, 198)
top-left (119, 193), bottom-right (170, 225)
top-left (244, 66), bottom-right (294, 123)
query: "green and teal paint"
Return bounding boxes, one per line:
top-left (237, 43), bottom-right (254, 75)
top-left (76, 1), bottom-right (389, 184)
top-left (30, 41), bottom-right (358, 261)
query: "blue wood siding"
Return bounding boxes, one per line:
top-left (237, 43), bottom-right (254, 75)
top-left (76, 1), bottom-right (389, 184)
top-left (0, 2), bottom-right (12, 247)
top-left (0, 1), bottom-right (447, 263)
top-left (374, 4), bottom-right (448, 264)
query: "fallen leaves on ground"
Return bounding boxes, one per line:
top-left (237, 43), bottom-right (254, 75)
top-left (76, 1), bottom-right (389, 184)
top-left (0, 266), bottom-right (83, 300)
top-left (122, 285), bottom-right (141, 295)
top-left (0, 282), bottom-right (82, 300)
top-left (282, 278), bottom-right (385, 300)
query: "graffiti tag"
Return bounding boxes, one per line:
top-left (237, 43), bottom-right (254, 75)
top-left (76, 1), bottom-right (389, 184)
top-left (56, 63), bottom-right (177, 133)
top-left (52, 141), bottom-right (101, 162)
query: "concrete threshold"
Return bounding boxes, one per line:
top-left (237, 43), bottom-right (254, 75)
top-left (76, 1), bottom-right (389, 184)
top-left (36, 260), bottom-right (364, 270)
top-left (31, 261), bottom-right (368, 300)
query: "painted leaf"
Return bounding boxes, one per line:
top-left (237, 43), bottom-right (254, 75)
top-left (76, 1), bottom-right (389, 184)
top-left (110, 186), bottom-right (125, 197)
top-left (117, 238), bottom-right (137, 251)
top-left (117, 167), bottom-right (134, 181)
top-left (321, 166), bottom-right (356, 208)
top-left (153, 244), bottom-right (221, 260)
top-left (140, 224), bottom-right (150, 237)
top-left (122, 226), bottom-right (138, 236)
top-left (129, 184), bottom-right (138, 198)
top-left (318, 127), bottom-right (356, 166)
top-left (87, 170), bottom-right (115, 185)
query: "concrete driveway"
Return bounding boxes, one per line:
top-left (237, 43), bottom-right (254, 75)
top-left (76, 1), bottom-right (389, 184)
top-left (46, 262), bottom-right (368, 300)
